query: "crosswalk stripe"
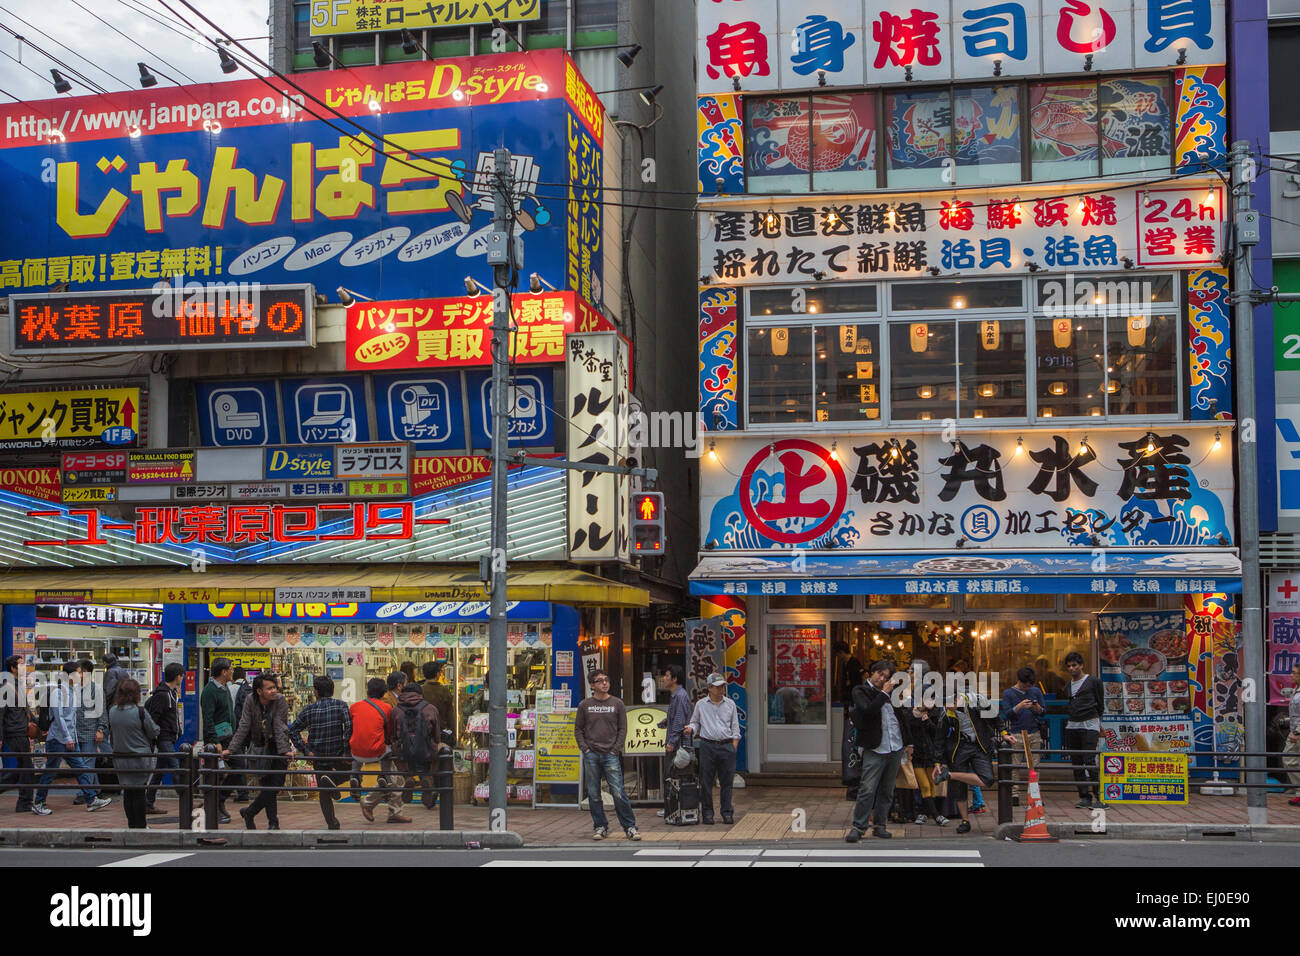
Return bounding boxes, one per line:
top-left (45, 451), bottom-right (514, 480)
top-left (482, 858), bottom-right (983, 868)
top-left (100, 853), bottom-right (194, 868)
top-left (761, 848), bottom-right (982, 858)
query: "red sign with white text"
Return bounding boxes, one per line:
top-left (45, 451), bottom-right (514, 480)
top-left (345, 291), bottom-right (612, 371)
top-left (0, 466), bottom-right (60, 502)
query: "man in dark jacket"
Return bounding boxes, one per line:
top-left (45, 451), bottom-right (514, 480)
top-left (846, 660), bottom-right (911, 842)
top-left (101, 655), bottom-right (128, 714)
top-left (224, 673), bottom-right (294, 830)
top-left (1063, 651), bottom-right (1107, 808)
top-left (0, 656), bottom-right (35, 812)
top-left (933, 689), bottom-right (1003, 834)
top-left (385, 681), bottom-right (443, 821)
top-left (200, 657), bottom-right (235, 823)
top-left (144, 662), bottom-right (183, 814)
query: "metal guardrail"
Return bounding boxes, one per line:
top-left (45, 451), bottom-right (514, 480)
top-left (0, 745), bottom-right (456, 831)
top-left (993, 745), bottom-right (1295, 825)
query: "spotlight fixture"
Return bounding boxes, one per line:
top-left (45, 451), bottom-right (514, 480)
top-left (616, 43), bottom-right (642, 68)
top-left (639, 84), bottom-right (664, 107)
top-left (51, 69), bottom-right (72, 94)
top-left (336, 287), bottom-right (373, 306)
top-left (465, 276), bottom-right (486, 296)
top-left (138, 63), bottom-right (158, 88)
top-left (218, 46), bottom-right (239, 74)
top-left (401, 29), bottom-right (420, 55)
top-left (312, 41), bottom-right (332, 68)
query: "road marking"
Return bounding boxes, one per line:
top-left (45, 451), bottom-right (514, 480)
top-left (761, 848), bottom-right (982, 858)
top-left (706, 848), bottom-right (762, 856)
top-left (632, 848), bottom-right (710, 857)
top-left (482, 860), bottom-right (697, 867)
top-left (100, 853), bottom-right (194, 868)
top-left (754, 860), bottom-right (984, 868)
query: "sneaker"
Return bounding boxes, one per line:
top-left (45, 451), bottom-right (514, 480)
top-left (844, 828), bottom-right (863, 843)
top-left (969, 805), bottom-right (987, 814)
top-left (1075, 798), bottom-right (1093, 809)
top-left (30, 803), bottom-right (51, 816)
top-left (592, 826), bottom-right (608, 840)
top-left (721, 813), bottom-right (734, 825)
top-left (914, 814), bottom-right (927, 825)
top-left (360, 803), bottom-right (375, 822)
top-left (625, 827), bottom-right (641, 841)
top-left (87, 797), bottom-right (112, 812)
top-left (935, 815), bottom-right (949, 827)
top-left (956, 820), bottom-right (972, 834)
top-left (656, 809), bottom-right (666, 817)
top-left (386, 812), bottom-right (412, 824)
top-left (1094, 801), bottom-right (1108, 810)
top-left (72, 795), bottom-right (88, 806)
top-left (218, 810), bottom-right (231, 824)
top-left (872, 826), bottom-right (893, 839)
top-left (1288, 796), bottom-right (1300, 807)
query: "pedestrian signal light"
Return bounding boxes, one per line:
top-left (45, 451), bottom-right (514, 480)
top-left (631, 492), bottom-right (665, 555)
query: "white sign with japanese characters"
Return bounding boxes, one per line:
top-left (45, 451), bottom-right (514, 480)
top-left (700, 426), bottom-right (1235, 550)
top-left (334, 442), bottom-right (410, 479)
top-left (701, 182), bottom-right (1223, 285)
top-left (566, 332), bottom-right (631, 562)
top-left (698, 0), bottom-right (1225, 95)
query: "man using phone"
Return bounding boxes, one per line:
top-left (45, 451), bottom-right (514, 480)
top-left (845, 660), bottom-right (911, 842)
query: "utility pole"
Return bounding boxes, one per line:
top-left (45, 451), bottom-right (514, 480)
top-left (487, 146), bottom-right (515, 828)
top-left (1229, 138), bottom-right (1267, 825)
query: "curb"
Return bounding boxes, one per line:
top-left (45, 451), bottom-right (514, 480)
top-left (0, 828), bottom-right (524, 850)
top-left (994, 821), bottom-right (1300, 842)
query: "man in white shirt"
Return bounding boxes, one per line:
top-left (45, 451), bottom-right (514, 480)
top-left (684, 673), bottom-right (741, 825)
top-left (845, 660), bottom-right (909, 842)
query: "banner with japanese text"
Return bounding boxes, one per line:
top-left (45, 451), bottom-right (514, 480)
top-left (1098, 610), bottom-right (1196, 754)
top-left (0, 387), bottom-right (142, 450)
top-left (0, 51), bottom-right (603, 305)
top-left (1268, 573), bottom-right (1300, 705)
top-left (698, 0), bottom-right (1226, 96)
top-left (685, 615), bottom-right (727, 704)
top-left (701, 183), bottom-right (1223, 285)
top-left (701, 427), bottom-right (1234, 551)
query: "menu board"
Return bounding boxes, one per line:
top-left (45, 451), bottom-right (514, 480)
top-left (1098, 611), bottom-right (1194, 753)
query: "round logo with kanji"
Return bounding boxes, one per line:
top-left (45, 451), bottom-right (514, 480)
top-left (738, 439), bottom-right (847, 545)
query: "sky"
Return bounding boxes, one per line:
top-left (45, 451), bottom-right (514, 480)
top-left (0, 0), bottom-right (269, 104)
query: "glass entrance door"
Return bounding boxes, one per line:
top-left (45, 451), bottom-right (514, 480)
top-left (765, 622), bottom-right (830, 763)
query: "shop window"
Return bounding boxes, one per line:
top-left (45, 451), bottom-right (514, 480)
top-left (889, 320), bottom-right (956, 421)
top-left (767, 624), bottom-right (828, 725)
top-left (958, 318), bottom-right (1027, 419)
top-left (885, 87), bottom-right (951, 188)
top-left (890, 278), bottom-right (1024, 311)
top-left (952, 85), bottom-right (1021, 185)
top-left (747, 95), bottom-right (876, 193)
top-left (748, 325), bottom-right (813, 423)
top-left (293, 1), bottom-right (314, 56)
top-left (815, 324), bottom-right (881, 422)
top-left (574, 0), bottom-right (618, 31)
top-left (976, 619), bottom-right (1092, 698)
top-left (1100, 76), bottom-right (1171, 176)
top-left (1105, 313), bottom-right (1178, 415)
top-left (1029, 81), bottom-right (1098, 181)
top-left (1035, 316), bottom-right (1106, 418)
top-left (750, 283), bottom-right (878, 317)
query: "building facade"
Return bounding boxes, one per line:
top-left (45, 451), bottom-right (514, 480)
top-left (691, 0), bottom-right (1245, 773)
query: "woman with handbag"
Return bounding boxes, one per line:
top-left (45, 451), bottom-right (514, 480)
top-left (224, 673), bottom-right (294, 829)
top-left (107, 679), bottom-right (159, 829)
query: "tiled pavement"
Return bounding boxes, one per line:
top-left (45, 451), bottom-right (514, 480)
top-left (7, 780), bottom-right (1297, 844)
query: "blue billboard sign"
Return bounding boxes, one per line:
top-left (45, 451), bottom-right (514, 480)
top-left (265, 446), bottom-right (334, 481)
top-left (280, 378), bottom-right (370, 445)
top-left (196, 380), bottom-right (281, 447)
top-left (373, 371), bottom-right (466, 451)
top-left (466, 368), bottom-right (555, 449)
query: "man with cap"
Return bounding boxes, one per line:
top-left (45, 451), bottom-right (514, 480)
top-left (684, 672), bottom-right (742, 825)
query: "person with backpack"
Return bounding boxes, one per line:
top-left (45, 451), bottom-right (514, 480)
top-left (349, 676), bottom-right (405, 823)
top-left (224, 673), bottom-right (294, 830)
top-left (289, 675), bottom-right (352, 830)
top-left (101, 654), bottom-right (128, 717)
top-left (107, 678), bottom-right (159, 829)
top-left (144, 663), bottom-right (184, 815)
top-left (386, 675), bottom-right (443, 817)
top-left (0, 656), bottom-right (36, 813)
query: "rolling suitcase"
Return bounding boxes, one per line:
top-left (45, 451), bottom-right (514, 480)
top-left (664, 774), bottom-right (700, 826)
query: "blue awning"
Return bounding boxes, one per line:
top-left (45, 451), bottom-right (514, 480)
top-left (689, 551), bottom-right (1241, 597)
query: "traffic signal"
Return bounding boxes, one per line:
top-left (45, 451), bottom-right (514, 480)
top-left (631, 491), bottom-right (665, 555)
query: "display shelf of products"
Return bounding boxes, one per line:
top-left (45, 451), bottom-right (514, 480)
top-left (460, 640), bottom-right (550, 804)
top-left (30, 626), bottom-right (154, 686)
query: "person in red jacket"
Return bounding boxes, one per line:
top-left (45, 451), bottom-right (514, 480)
top-left (348, 677), bottom-right (405, 823)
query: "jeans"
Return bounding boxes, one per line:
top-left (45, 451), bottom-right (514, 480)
top-left (698, 739), bottom-right (737, 820)
top-left (582, 751), bottom-right (636, 832)
top-left (244, 762), bottom-right (286, 825)
top-left (0, 734), bottom-right (35, 808)
top-left (123, 787), bottom-right (148, 828)
top-left (851, 748), bottom-right (903, 832)
top-left (36, 738), bottom-right (97, 804)
top-left (146, 738), bottom-right (179, 806)
top-left (313, 757), bottom-right (348, 825)
top-left (1064, 727), bottom-right (1101, 800)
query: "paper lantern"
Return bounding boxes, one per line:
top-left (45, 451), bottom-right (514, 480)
top-left (981, 320), bottom-right (1000, 351)
top-left (1052, 318), bottom-right (1072, 349)
top-left (910, 323), bottom-right (928, 353)
top-left (1127, 315), bottom-right (1147, 347)
top-left (772, 327), bottom-right (789, 356)
top-left (839, 325), bottom-right (857, 352)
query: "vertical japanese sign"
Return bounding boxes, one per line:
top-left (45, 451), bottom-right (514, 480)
top-left (1098, 610), bottom-right (1195, 753)
top-left (684, 615), bottom-right (726, 704)
top-left (1267, 573), bottom-right (1300, 706)
top-left (565, 331), bottom-right (629, 561)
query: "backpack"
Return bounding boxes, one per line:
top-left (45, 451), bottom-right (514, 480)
top-left (393, 700), bottom-right (432, 767)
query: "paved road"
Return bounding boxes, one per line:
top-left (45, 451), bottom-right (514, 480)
top-left (4, 840), bottom-right (1298, 867)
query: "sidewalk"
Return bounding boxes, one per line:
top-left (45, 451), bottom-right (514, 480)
top-left (5, 783), bottom-right (1297, 845)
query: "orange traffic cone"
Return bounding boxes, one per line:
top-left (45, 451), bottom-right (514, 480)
top-left (1012, 767), bottom-right (1058, 843)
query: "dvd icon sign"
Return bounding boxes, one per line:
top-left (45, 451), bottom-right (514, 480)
top-left (210, 389), bottom-right (267, 445)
